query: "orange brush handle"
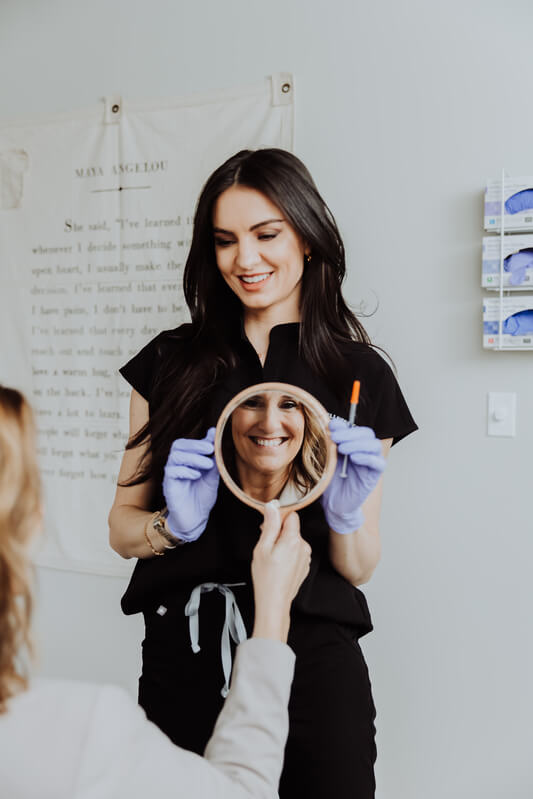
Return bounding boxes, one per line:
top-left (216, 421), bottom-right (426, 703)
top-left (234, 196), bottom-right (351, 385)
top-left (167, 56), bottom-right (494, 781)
top-left (340, 380), bottom-right (361, 478)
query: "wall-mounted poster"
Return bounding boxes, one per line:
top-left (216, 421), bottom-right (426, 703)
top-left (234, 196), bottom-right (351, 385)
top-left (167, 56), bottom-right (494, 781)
top-left (0, 74), bottom-right (294, 575)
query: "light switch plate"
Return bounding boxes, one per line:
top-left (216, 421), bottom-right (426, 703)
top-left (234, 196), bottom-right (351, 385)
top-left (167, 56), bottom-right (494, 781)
top-left (487, 392), bottom-right (517, 437)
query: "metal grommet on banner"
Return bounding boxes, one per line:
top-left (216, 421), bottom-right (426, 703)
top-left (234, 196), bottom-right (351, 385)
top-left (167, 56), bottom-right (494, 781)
top-left (104, 95), bottom-right (122, 124)
top-left (271, 72), bottom-right (294, 107)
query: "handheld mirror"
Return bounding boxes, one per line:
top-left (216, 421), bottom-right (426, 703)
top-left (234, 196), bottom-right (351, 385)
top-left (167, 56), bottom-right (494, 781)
top-left (214, 382), bottom-right (337, 515)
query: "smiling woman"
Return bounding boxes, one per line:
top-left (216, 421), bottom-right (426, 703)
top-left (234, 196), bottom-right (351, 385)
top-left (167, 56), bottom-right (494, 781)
top-left (109, 148), bottom-right (418, 799)
top-left (231, 392), bottom-right (306, 491)
top-left (213, 186), bottom-right (308, 320)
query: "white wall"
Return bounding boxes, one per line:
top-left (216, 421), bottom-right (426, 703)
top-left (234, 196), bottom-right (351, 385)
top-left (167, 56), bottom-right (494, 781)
top-left (2, 1), bottom-right (532, 796)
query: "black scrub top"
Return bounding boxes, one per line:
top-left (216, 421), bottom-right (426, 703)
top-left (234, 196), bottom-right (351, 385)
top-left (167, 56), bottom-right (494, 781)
top-left (118, 322), bottom-right (417, 637)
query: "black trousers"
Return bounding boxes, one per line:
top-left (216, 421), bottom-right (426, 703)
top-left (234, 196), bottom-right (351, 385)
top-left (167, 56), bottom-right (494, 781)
top-left (139, 585), bottom-right (376, 799)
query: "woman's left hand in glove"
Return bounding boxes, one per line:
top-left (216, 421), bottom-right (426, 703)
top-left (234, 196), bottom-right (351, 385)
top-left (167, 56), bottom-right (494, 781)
top-left (320, 418), bottom-right (386, 535)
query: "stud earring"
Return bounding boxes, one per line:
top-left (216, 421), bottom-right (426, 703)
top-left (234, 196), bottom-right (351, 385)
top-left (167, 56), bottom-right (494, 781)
top-left (305, 253), bottom-right (312, 263)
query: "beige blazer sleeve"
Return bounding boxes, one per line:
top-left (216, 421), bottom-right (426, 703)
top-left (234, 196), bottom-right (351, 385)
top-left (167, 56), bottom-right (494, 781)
top-left (76, 638), bottom-right (295, 799)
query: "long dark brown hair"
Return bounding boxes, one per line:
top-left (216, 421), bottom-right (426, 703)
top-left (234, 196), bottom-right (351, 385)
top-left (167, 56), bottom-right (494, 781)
top-left (124, 148), bottom-right (372, 488)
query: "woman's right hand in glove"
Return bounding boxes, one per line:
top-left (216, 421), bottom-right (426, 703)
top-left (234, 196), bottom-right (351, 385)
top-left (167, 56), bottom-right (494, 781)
top-left (162, 427), bottom-right (220, 542)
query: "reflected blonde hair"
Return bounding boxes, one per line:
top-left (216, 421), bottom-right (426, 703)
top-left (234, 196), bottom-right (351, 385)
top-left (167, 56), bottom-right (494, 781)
top-left (0, 387), bottom-right (41, 713)
top-left (289, 404), bottom-right (328, 493)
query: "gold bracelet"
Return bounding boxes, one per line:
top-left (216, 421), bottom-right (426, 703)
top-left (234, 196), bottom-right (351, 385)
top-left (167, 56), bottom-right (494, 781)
top-left (144, 516), bottom-right (165, 556)
top-left (152, 509), bottom-right (184, 548)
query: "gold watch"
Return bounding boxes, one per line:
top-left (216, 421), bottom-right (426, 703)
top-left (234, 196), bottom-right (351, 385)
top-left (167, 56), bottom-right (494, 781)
top-left (152, 509), bottom-right (185, 548)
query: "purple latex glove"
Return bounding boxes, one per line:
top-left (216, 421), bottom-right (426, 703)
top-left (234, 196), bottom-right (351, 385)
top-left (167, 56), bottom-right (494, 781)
top-left (504, 189), bottom-right (533, 215)
top-left (504, 251), bottom-right (533, 286)
top-left (320, 418), bottom-right (386, 535)
top-left (162, 428), bottom-right (219, 542)
top-left (503, 309), bottom-right (533, 336)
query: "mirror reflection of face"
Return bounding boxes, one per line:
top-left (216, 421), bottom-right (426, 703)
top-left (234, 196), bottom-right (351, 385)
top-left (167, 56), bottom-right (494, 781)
top-left (216, 383), bottom-right (335, 510)
top-left (231, 392), bottom-right (305, 481)
top-left (223, 389), bottom-right (330, 506)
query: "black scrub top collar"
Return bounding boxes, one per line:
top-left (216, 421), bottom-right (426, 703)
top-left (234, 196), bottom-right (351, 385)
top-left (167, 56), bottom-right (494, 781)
top-left (236, 314), bottom-right (300, 345)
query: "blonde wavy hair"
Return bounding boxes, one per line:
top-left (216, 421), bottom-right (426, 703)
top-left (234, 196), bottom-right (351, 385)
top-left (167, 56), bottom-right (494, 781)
top-left (289, 403), bottom-right (328, 493)
top-left (0, 387), bottom-right (41, 713)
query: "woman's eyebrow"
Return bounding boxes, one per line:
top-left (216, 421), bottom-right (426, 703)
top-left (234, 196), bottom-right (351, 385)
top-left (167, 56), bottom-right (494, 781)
top-left (213, 219), bottom-right (285, 234)
top-left (250, 218), bottom-right (285, 231)
top-left (241, 394), bottom-right (264, 404)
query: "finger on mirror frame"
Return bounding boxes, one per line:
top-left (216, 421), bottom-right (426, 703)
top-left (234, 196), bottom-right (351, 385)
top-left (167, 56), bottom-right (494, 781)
top-left (279, 510), bottom-right (300, 538)
top-left (259, 500), bottom-right (281, 541)
top-left (262, 499), bottom-right (280, 517)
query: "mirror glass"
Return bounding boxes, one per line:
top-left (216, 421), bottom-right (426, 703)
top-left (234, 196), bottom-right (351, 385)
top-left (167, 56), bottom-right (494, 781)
top-left (214, 382), bottom-right (336, 512)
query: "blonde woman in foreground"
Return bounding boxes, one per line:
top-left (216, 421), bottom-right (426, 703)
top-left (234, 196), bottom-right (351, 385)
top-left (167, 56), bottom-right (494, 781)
top-left (0, 385), bottom-right (311, 799)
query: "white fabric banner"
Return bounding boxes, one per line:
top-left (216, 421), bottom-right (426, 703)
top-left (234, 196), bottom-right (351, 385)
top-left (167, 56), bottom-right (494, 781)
top-left (0, 74), bottom-right (294, 576)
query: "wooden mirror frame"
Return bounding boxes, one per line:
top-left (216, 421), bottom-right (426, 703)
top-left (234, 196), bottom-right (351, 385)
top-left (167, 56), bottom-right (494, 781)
top-left (214, 382), bottom-right (337, 517)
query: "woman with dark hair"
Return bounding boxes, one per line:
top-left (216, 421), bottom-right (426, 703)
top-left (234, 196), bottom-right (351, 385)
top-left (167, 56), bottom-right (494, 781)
top-left (109, 148), bottom-right (417, 799)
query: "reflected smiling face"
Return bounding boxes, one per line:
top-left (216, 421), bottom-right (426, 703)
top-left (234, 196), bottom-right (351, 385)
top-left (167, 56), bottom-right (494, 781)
top-left (231, 392), bottom-right (305, 480)
top-left (216, 382), bottom-right (337, 510)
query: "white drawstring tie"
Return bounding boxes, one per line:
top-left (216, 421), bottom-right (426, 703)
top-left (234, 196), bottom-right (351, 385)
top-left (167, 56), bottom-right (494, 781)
top-left (184, 582), bottom-right (247, 698)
